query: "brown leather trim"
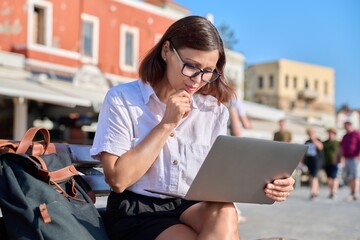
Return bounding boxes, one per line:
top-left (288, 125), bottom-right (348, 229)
top-left (16, 128), bottom-right (50, 154)
top-left (0, 142), bottom-right (17, 154)
top-left (49, 165), bottom-right (78, 183)
top-left (39, 203), bottom-right (52, 224)
top-left (51, 179), bottom-right (84, 202)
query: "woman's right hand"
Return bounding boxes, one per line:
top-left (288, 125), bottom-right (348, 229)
top-left (161, 89), bottom-right (192, 128)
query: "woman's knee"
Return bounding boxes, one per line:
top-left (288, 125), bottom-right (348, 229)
top-left (155, 224), bottom-right (197, 240)
top-left (204, 202), bottom-right (238, 223)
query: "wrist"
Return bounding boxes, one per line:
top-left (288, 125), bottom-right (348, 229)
top-left (156, 122), bottom-right (176, 135)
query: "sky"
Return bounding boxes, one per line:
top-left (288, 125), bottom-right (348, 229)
top-left (175, 0), bottom-right (360, 110)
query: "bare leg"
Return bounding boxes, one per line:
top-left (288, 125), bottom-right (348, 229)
top-left (328, 178), bottom-right (333, 194)
top-left (328, 178), bottom-right (338, 198)
top-left (180, 202), bottom-right (240, 240)
top-left (155, 202), bottom-right (239, 240)
top-left (310, 176), bottom-right (319, 198)
top-left (155, 224), bottom-right (197, 240)
top-left (331, 178), bottom-right (339, 195)
top-left (349, 178), bottom-right (360, 197)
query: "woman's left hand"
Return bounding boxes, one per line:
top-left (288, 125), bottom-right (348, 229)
top-left (264, 176), bottom-right (295, 202)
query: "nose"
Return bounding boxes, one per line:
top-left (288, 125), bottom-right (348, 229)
top-left (189, 72), bottom-right (202, 83)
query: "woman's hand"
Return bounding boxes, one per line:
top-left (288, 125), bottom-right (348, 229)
top-left (264, 176), bottom-right (295, 202)
top-left (161, 89), bottom-right (192, 128)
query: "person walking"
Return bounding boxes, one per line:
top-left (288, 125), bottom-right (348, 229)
top-left (228, 98), bottom-right (252, 137)
top-left (322, 127), bottom-right (341, 199)
top-left (340, 121), bottom-right (360, 201)
top-left (90, 16), bottom-right (296, 240)
top-left (273, 118), bottom-right (292, 143)
top-left (304, 127), bottom-right (324, 200)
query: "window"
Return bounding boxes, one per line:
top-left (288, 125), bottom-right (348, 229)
top-left (28, 0), bottom-right (52, 46)
top-left (290, 101), bottom-right (296, 109)
top-left (269, 74), bottom-right (274, 88)
top-left (293, 77), bottom-right (297, 89)
top-left (285, 75), bottom-right (289, 88)
top-left (304, 78), bottom-right (309, 89)
top-left (324, 81), bottom-right (328, 95)
top-left (81, 14), bottom-right (99, 64)
top-left (125, 32), bottom-right (134, 66)
top-left (120, 25), bottom-right (139, 72)
top-left (27, 1), bottom-right (81, 60)
top-left (258, 76), bottom-right (264, 89)
top-left (82, 21), bottom-right (93, 57)
top-left (33, 6), bottom-right (45, 44)
top-left (314, 79), bottom-right (318, 90)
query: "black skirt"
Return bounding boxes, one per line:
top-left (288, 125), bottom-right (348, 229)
top-left (105, 190), bottom-right (200, 240)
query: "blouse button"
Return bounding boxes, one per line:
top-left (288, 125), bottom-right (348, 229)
top-left (170, 132), bottom-right (175, 137)
top-left (173, 160), bottom-right (178, 165)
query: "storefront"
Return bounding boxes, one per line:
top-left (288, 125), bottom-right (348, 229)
top-left (0, 52), bottom-right (110, 142)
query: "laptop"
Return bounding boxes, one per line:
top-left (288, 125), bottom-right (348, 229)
top-left (145, 135), bottom-right (307, 204)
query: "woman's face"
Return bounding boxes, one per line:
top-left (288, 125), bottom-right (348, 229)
top-left (162, 41), bottom-right (219, 95)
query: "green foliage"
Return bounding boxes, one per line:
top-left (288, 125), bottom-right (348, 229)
top-left (217, 23), bottom-right (238, 50)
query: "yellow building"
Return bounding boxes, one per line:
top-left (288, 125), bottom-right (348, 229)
top-left (245, 59), bottom-right (335, 126)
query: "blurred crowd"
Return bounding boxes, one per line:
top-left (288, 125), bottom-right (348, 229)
top-left (229, 99), bottom-right (360, 222)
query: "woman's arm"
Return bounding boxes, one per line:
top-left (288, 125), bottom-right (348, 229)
top-left (101, 89), bottom-right (192, 193)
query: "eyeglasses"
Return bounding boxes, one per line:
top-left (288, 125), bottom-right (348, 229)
top-left (170, 43), bottom-right (221, 84)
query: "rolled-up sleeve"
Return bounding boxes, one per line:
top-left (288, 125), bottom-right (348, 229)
top-left (90, 89), bottom-right (132, 159)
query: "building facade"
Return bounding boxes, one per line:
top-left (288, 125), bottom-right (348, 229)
top-left (245, 59), bottom-right (336, 127)
top-left (0, 0), bottom-right (189, 140)
top-left (224, 49), bottom-right (245, 99)
top-left (1, 0), bottom-right (188, 81)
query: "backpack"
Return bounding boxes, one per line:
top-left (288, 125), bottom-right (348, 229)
top-left (0, 128), bottom-right (108, 240)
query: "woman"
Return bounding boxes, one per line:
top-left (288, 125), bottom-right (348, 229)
top-left (91, 16), bottom-right (295, 240)
top-left (304, 127), bottom-right (324, 200)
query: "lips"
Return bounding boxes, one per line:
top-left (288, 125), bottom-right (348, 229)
top-left (185, 84), bottom-right (197, 93)
top-left (184, 84), bottom-right (197, 93)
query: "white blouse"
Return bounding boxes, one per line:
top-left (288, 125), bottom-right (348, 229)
top-left (90, 80), bottom-right (229, 197)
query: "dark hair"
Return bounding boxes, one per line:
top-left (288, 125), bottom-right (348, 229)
top-left (139, 15), bottom-right (235, 103)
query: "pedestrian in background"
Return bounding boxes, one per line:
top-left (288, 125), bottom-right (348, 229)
top-left (340, 121), bottom-right (360, 201)
top-left (228, 98), bottom-right (252, 137)
top-left (273, 118), bottom-right (292, 143)
top-left (304, 127), bottom-right (324, 200)
top-left (322, 127), bottom-right (341, 199)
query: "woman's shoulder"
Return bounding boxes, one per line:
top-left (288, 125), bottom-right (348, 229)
top-left (108, 80), bottom-right (140, 94)
top-left (106, 80), bottom-right (142, 99)
top-left (103, 80), bottom-right (143, 106)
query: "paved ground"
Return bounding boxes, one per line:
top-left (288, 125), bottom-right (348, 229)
top-left (2, 186), bottom-right (358, 239)
top-left (236, 186), bottom-right (360, 240)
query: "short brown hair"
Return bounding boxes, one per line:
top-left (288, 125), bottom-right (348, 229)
top-left (327, 127), bottom-right (337, 134)
top-left (139, 16), bottom-right (235, 103)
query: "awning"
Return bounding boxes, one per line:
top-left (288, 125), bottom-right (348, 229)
top-left (243, 101), bottom-right (285, 122)
top-left (40, 79), bottom-right (109, 112)
top-left (0, 78), bottom-right (92, 107)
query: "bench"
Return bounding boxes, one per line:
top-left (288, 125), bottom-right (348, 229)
top-left (0, 143), bottom-right (111, 239)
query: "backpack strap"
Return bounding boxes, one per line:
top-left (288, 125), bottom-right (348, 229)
top-left (16, 128), bottom-right (50, 155)
top-left (49, 165), bottom-right (78, 183)
top-left (0, 142), bottom-right (17, 154)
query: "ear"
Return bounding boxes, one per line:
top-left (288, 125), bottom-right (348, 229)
top-left (161, 40), bottom-right (171, 61)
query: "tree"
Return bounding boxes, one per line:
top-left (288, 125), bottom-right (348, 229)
top-left (217, 23), bottom-right (238, 50)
